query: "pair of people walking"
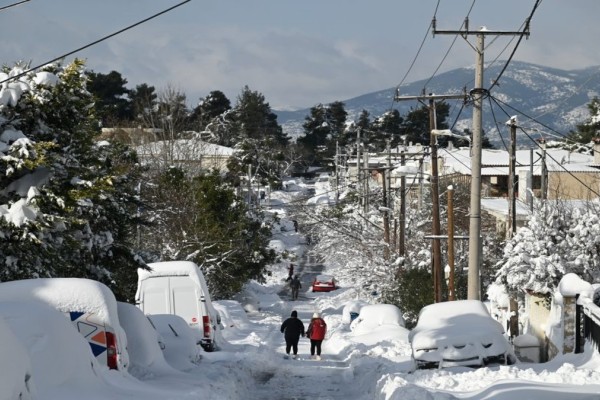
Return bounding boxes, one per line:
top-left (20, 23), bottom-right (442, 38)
top-left (280, 310), bottom-right (327, 360)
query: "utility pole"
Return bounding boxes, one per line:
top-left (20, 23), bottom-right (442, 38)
top-left (507, 117), bottom-right (517, 238)
top-left (530, 148), bottom-right (534, 212)
top-left (382, 168), bottom-right (390, 260)
top-left (540, 138), bottom-right (547, 200)
top-left (447, 185), bottom-right (455, 301)
top-left (399, 151), bottom-right (406, 257)
top-left (395, 93), bottom-right (466, 303)
top-left (335, 141), bottom-right (340, 202)
top-left (356, 128), bottom-right (362, 209)
top-left (433, 19), bottom-right (530, 300)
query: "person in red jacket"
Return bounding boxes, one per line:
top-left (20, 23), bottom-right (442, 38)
top-left (306, 312), bottom-right (327, 360)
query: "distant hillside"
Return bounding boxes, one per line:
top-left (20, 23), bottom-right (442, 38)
top-left (275, 61), bottom-right (600, 147)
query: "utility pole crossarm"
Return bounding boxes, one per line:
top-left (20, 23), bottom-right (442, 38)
top-left (394, 93), bottom-right (467, 103)
top-left (433, 29), bottom-right (529, 37)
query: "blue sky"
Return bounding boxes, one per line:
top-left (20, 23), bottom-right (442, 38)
top-left (3, 0), bottom-right (600, 110)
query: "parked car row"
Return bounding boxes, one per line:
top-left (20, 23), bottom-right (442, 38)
top-left (346, 300), bottom-right (516, 370)
top-left (0, 260), bottom-right (223, 399)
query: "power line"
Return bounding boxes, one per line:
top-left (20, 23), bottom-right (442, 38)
top-left (490, 96), bottom-right (600, 198)
top-left (0, 0), bottom-right (30, 12)
top-left (0, 0), bottom-right (191, 86)
top-left (423, 0), bottom-right (477, 91)
top-left (487, 0), bottom-right (542, 91)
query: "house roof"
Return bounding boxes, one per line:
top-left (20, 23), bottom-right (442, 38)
top-left (135, 139), bottom-right (236, 160)
top-left (439, 147), bottom-right (597, 176)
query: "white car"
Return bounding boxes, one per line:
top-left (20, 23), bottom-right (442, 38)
top-left (117, 302), bottom-right (176, 376)
top-left (147, 314), bottom-right (202, 372)
top-left (409, 300), bottom-right (516, 369)
top-left (0, 311), bottom-right (34, 400)
top-left (350, 304), bottom-right (406, 335)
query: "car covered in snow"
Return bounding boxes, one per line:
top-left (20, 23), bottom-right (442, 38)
top-left (409, 300), bottom-right (516, 369)
top-left (0, 311), bottom-right (34, 400)
top-left (147, 314), bottom-right (202, 372)
top-left (311, 274), bottom-right (337, 292)
top-left (0, 278), bottom-right (129, 371)
top-left (350, 304), bottom-right (406, 335)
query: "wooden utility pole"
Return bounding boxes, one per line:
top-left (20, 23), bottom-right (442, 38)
top-left (399, 151), bottom-right (406, 257)
top-left (507, 117), bottom-right (518, 238)
top-left (394, 93), bottom-right (466, 303)
top-left (433, 19), bottom-right (530, 300)
top-left (382, 169), bottom-right (390, 260)
top-left (447, 185), bottom-right (455, 301)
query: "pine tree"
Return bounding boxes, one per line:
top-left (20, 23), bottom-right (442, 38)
top-left (0, 60), bottom-right (146, 300)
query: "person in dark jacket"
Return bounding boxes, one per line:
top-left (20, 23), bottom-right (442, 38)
top-left (280, 310), bottom-right (305, 359)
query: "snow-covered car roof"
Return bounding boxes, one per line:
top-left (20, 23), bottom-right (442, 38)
top-left (315, 275), bottom-right (334, 281)
top-left (0, 278), bottom-right (120, 328)
top-left (409, 300), bottom-right (515, 369)
top-left (350, 304), bottom-right (406, 335)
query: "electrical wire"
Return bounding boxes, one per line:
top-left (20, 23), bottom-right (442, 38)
top-left (491, 95), bottom-right (594, 152)
top-left (394, 0), bottom-right (440, 90)
top-left (423, 0), bottom-right (477, 91)
top-left (0, 0), bottom-right (191, 86)
top-left (490, 96), bottom-right (600, 198)
top-left (487, 0), bottom-right (543, 91)
top-left (0, 0), bottom-right (29, 12)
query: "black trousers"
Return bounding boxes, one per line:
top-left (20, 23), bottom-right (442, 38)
top-left (310, 339), bottom-right (323, 355)
top-left (285, 338), bottom-right (300, 355)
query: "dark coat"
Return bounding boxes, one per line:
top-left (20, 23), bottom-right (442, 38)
top-left (280, 317), bottom-right (305, 341)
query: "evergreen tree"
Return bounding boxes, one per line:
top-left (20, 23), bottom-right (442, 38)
top-left (140, 168), bottom-right (276, 299)
top-left (86, 70), bottom-right (132, 126)
top-left (568, 97), bottom-right (600, 145)
top-left (129, 83), bottom-right (157, 122)
top-left (298, 101), bottom-right (347, 167)
top-left (189, 90), bottom-right (232, 136)
top-left (400, 102), bottom-right (450, 145)
top-left (0, 60), bottom-right (146, 300)
top-left (225, 86), bottom-right (289, 186)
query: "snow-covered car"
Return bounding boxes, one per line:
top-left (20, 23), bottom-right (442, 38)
top-left (409, 300), bottom-right (516, 369)
top-left (147, 314), bottom-right (202, 372)
top-left (117, 302), bottom-right (176, 376)
top-left (350, 304), bottom-right (406, 335)
top-left (342, 300), bottom-right (368, 324)
top-left (312, 274), bottom-right (337, 292)
top-left (0, 301), bottom-right (106, 397)
top-left (0, 310), bottom-right (34, 400)
top-left (0, 278), bottom-right (129, 371)
top-left (349, 304), bottom-right (409, 345)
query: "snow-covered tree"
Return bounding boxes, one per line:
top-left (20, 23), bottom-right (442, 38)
top-left (0, 60), bottom-right (146, 300)
top-left (496, 200), bottom-right (600, 299)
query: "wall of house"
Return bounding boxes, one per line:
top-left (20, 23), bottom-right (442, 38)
top-left (548, 172), bottom-right (600, 200)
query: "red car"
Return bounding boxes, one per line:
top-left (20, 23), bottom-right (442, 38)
top-left (312, 275), bottom-right (337, 292)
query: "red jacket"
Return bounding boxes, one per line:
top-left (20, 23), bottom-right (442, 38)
top-left (307, 318), bottom-right (327, 340)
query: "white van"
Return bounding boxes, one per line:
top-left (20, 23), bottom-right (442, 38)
top-left (136, 261), bottom-right (221, 352)
top-left (0, 278), bottom-right (129, 371)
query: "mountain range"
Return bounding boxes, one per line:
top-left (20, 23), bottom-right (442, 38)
top-left (275, 61), bottom-right (600, 148)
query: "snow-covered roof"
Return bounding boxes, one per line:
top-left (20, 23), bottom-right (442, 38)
top-left (135, 139), bottom-right (235, 159)
top-left (439, 147), bottom-right (597, 176)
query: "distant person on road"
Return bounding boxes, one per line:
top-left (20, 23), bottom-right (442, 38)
top-left (287, 264), bottom-right (294, 281)
top-left (290, 274), bottom-right (302, 300)
top-left (293, 219), bottom-right (298, 232)
top-left (306, 312), bottom-right (327, 360)
top-left (280, 310), bottom-right (305, 359)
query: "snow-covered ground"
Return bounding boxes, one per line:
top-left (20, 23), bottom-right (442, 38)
top-left (3, 182), bottom-right (600, 399)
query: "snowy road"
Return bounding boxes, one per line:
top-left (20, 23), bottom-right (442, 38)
top-left (247, 256), bottom-right (357, 400)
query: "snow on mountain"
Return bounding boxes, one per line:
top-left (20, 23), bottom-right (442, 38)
top-left (276, 61), bottom-right (600, 147)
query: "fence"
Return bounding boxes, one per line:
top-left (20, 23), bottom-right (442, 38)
top-left (575, 295), bottom-right (600, 354)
